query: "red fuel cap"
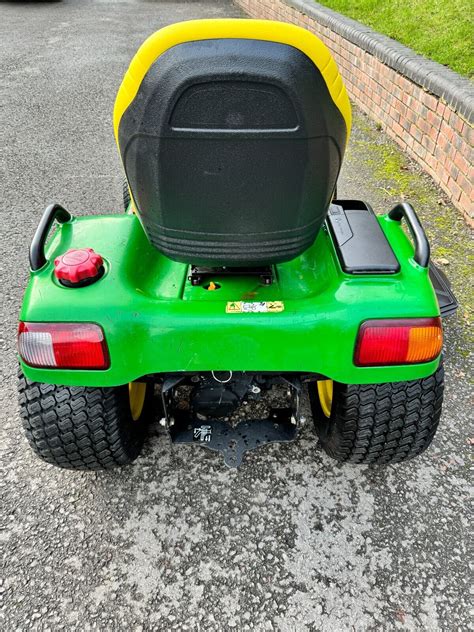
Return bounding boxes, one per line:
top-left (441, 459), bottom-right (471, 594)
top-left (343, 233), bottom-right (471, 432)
top-left (54, 248), bottom-right (104, 286)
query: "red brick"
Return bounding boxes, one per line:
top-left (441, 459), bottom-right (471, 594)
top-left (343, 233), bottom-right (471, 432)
top-left (396, 122), bottom-right (407, 139)
top-left (389, 106), bottom-right (401, 123)
top-left (447, 177), bottom-right (462, 202)
top-left (238, 0), bottom-right (470, 220)
top-left (421, 135), bottom-right (436, 155)
top-left (418, 118), bottom-right (431, 135)
top-left (424, 153), bottom-right (438, 171)
top-left (436, 101), bottom-right (446, 117)
top-left (401, 116), bottom-right (412, 133)
top-left (449, 163), bottom-right (460, 181)
top-left (439, 121), bottom-right (454, 142)
top-left (459, 192), bottom-right (473, 217)
top-left (453, 152), bottom-right (469, 174)
top-left (440, 162), bottom-right (451, 185)
top-left (405, 133), bottom-right (414, 149)
top-left (454, 115), bottom-right (465, 133)
top-left (410, 123), bottom-right (423, 143)
top-left (464, 123), bottom-right (473, 146)
top-left (468, 164), bottom-right (474, 184)
top-left (422, 91), bottom-right (438, 112)
top-left (426, 110), bottom-right (441, 129)
top-left (457, 172), bottom-right (471, 196)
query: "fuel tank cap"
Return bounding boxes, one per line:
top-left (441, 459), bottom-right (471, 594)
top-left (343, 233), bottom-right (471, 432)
top-left (54, 248), bottom-right (104, 287)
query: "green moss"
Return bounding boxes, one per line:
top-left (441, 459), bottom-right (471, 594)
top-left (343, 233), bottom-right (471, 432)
top-left (432, 246), bottom-right (451, 258)
top-left (352, 136), bottom-right (431, 203)
top-left (346, 112), bottom-right (474, 342)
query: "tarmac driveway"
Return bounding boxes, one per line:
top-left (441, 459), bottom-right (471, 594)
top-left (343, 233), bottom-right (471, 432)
top-left (0, 0), bottom-right (471, 629)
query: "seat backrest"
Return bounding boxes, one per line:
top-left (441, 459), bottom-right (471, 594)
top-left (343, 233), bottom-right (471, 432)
top-left (114, 19), bottom-right (351, 266)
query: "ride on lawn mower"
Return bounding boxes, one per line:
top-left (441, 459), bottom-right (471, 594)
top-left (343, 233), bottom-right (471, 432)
top-left (18, 19), bottom-right (458, 469)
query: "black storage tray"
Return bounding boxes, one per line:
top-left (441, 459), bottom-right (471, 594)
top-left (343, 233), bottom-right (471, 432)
top-left (327, 200), bottom-right (400, 274)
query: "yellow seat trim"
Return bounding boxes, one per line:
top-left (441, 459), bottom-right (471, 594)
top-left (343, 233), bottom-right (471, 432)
top-left (113, 19), bottom-right (352, 145)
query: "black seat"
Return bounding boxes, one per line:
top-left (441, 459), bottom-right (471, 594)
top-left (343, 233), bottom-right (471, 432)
top-left (117, 29), bottom-right (350, 266)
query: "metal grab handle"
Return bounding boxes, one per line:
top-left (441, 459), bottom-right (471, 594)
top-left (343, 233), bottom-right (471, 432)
top-left (29, 203), bottom-right (72, 271)
top-left (388, 202), bottom-right (430, 268)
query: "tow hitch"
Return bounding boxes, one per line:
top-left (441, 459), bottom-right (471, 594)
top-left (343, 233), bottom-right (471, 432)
top-left (160, 373), bottom-right (303, 467)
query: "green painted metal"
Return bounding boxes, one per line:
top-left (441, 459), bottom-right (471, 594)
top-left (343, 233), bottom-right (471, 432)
top-left (19, 212), bottom-right (441, 387)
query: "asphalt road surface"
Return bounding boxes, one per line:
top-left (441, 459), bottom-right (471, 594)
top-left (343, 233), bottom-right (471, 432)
top-left (1, 0), bottom-right (472, 630)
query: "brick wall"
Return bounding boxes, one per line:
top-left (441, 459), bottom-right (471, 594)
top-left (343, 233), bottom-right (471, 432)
top-left (234, 0), bottom-right (474, 224)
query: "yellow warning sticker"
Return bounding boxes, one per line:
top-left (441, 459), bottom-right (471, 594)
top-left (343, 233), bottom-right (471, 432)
top-left (226, 301), bottom-right (284, 313)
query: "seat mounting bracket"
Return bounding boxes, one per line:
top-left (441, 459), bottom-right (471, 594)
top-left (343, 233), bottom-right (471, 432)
top-left (188, 265), bottom-right (273, 286)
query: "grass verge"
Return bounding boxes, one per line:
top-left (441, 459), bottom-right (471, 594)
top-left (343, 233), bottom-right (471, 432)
top-left (318, 0), bottom-right (473, 78)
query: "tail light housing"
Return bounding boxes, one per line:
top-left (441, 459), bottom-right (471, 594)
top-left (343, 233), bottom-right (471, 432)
top-left (355, 318), bottom-right (442, 366)
top-left (18, 322), bottom-right (110, 370)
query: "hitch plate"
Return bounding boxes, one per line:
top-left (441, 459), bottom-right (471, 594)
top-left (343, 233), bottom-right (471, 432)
top-left (170, 409), bottom-right (297, 468)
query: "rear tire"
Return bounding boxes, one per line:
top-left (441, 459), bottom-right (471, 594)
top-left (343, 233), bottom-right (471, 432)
top-left (310, 361), bottom-right (444, 464)
top-left (18, 371), bottom-right (153, 470)
top-left (123, 178), bottom-right (131, 211)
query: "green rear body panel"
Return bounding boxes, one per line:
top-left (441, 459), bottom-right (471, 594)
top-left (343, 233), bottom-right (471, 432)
top-left (19, 212), bottom-right (441, 387)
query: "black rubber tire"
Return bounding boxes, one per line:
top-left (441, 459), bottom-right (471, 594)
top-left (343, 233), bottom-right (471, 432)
top-left (123, 178), bottom-right (131, 211)
top-left (18, 371), bottom-right (153, 470)
top-left (310, 361), bottom-right (444, 464)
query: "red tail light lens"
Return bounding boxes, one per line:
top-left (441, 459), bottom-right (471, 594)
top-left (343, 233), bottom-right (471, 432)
top-left (18, 322), bottom-right (110, 370)
top-left (355, 318), bottom-right (442, 366)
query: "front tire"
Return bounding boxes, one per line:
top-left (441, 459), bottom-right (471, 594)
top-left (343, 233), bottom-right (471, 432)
top-left (310, 361), bottom-right (444, 464)
top-left (18, 372), bottom-right (153, 470)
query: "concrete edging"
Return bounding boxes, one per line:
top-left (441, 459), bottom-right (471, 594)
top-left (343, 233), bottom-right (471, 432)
top-left (287, 0), bottom-right (474, 124)
top-left (234, 0), bottom-right (474, 223)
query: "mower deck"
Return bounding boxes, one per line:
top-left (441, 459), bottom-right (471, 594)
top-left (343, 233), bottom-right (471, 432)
top-left (19, 201), bottom-right (442, 387)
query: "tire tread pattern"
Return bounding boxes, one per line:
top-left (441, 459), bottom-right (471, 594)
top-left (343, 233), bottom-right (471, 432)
top-left (18, 372), bottom-right (145, 470)
top-left (123, 178), bottom-right (131, 211)
top-left (313, 363), bottom-right (444, 464)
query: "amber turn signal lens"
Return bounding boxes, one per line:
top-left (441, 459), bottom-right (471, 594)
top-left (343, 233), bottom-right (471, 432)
top-left (354, 318), bottom-right (442, 366)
